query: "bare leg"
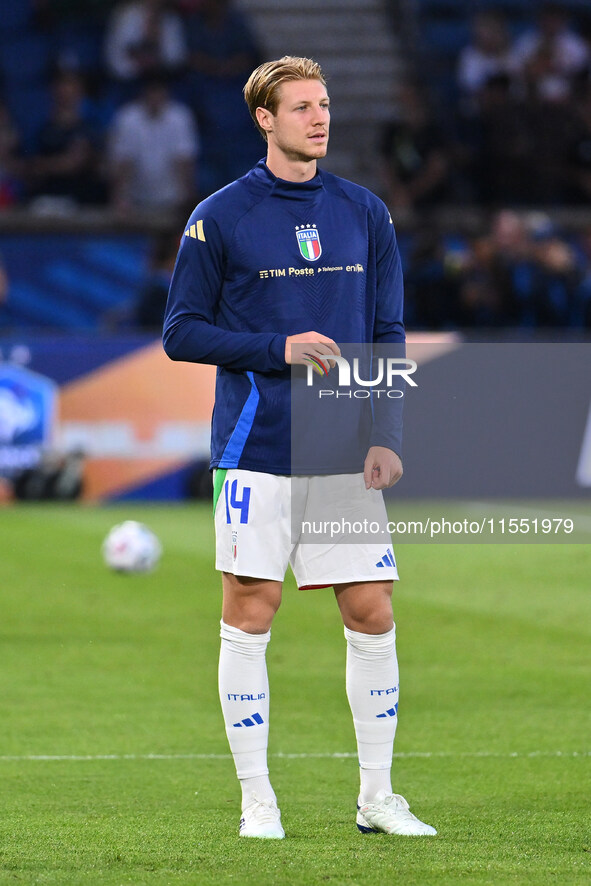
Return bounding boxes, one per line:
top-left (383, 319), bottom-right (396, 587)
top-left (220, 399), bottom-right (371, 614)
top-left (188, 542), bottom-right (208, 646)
top-left (333, 580), bottom-right (393, 633)
top-left (221, 573), bottom-right (282, 632)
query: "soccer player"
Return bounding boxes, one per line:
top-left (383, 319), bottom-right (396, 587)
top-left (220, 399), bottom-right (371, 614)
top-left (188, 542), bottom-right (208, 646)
top-left (163, 56), bottom-right (436, 839)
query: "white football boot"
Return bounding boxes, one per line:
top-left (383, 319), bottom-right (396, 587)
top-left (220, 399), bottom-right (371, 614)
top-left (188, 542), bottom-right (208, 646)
top-left (357, 790), bottom-right (437, 836)
top-left (239, 794), bottom-right (285, 839)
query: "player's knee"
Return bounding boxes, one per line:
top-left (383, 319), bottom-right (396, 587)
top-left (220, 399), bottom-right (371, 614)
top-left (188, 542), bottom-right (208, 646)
top-left (345, 609), bottom-right (393, 635)
top-left (336, 582), bottom-right (393, 634)
top-left (222, 574), bottom-right (282, 633)
top-left (222, 601), bottom-right (279, 633)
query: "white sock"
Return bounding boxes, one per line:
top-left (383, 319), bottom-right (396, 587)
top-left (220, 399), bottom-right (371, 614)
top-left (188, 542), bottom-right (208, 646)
top-left (218, 620), bottom-right (276, 810)
top-left (344, 625), bottom-right (399, 804)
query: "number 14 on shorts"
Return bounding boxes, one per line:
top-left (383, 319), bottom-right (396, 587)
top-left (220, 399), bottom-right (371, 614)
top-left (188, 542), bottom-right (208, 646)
top-left (224, 479), bottom-right (251, 524)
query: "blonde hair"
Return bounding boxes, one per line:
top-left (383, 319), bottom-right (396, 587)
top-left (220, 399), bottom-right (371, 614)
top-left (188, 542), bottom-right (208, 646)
top-left (244, 56), bottom-right (327, 140)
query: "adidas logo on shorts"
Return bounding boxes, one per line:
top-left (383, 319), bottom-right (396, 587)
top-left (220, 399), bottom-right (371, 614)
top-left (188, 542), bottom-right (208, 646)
top-left (375, 548), bottom-right (396, 569)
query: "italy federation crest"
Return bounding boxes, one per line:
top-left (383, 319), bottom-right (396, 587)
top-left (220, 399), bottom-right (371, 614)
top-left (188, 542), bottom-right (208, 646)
top-left (295, 225), bottom-right (322, 261)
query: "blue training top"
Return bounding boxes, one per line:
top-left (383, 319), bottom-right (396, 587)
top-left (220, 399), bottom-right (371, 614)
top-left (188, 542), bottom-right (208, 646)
top-left (163, 159), bottom-right (405, 475)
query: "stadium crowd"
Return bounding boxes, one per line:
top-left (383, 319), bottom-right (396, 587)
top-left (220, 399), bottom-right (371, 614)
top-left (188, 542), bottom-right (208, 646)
top-left (377, 1), bottom-right (591, 328)
top-left (0, 0), bottom-right (263, 212)
top-left (0, 0), bottom-right (591, 330)
top-left (400, 210), bottom-right (591, 330)
top-left (381, 2), bottom-right (591, 210)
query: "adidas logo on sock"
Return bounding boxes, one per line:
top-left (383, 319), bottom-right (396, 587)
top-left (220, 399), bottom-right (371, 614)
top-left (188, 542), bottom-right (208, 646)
top-left (376, 704), bottom-right (398, 719)
top-left (233, 712), bottom-right (264, 728)
top-left (375, 548), bottom-right (396, 568)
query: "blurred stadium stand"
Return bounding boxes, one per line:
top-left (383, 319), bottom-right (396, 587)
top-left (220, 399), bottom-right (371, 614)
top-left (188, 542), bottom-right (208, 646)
top-left (0, 233), bottom-right (149, 330)
top-left (0, 0), bottom-right (590, 334)
top-left (235, 0), bottom-right (403, 189)
top-left (408, 0), bottom-right (591, 109)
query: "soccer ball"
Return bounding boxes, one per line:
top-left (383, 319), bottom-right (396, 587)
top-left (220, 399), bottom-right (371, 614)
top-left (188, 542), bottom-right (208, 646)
top-left (102, 520), bottom-right (162, 573)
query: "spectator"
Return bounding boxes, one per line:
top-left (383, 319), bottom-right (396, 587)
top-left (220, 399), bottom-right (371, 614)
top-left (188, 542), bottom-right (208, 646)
top-left (185, 0), bottom-right (261, 84)
top-left (183, 0), bottom-right (263, 195)
top-left (0, 250), bottom-right (11, 334)
top-left (0, 253), bottom-right (8, 307)
top-left (135, 230), bottom-right (180, 329)
top-left (454, 237), bottom-right (502, 327)
top-left (526, 215), bottom-right (582, 326)
top-left (576, 17), bottom-right (591, 82)
top-left (454, 211), bottom-right (582, 327)
top-left (402, 228), bottom-right (465, 328)
top-left (378, 82), bottom-right (451, 211)
top-left (511, 2), bottom-right (588, 102)
top-left (104, 0), bottom-right (187, 89)
top-left (175, 0), bottom-right (201, 12)
top-left (522, 83), bottom-right (579, 205)
top-left (570, 78), bottom-right (591, 203)
top-left (0, 101), bottom-right (24, 208)
top-left (108, 73), bottom-right (198, 215)
top-left (457, 11), bottom-right (518, 102)
top-left (34, 0), bottom-right (116, 75)
top-left (573, 226), bottom-right (591, 327)
top-left (483, 210), bottom-right (536, 325)
top-left (454, 219), bottom-right (528, 328)
top-left (404, 212), bottom-right (532, 328)
top-left (468, 69), bottom-right (578, 205)
top-left (470, 74), bottom-right (533, 205)
top-left (27, 69), bottom-right (107, 206)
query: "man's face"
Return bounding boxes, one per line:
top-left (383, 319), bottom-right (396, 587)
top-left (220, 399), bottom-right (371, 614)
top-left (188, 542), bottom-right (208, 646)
top-left (263, 79), bottom-right (330, 162)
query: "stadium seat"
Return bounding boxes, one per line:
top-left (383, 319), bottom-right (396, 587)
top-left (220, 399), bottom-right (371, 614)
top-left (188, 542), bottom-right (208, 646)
top-left (474, 0), bottom-right (535, 9)
top-left (0, 234), bottom-right (150, 331)
top-left (417, 0), bottom-right (470, 10)
top-left (0, 0), bottom-right (33, 38)
top-left (421, 20), bottom-right (472, 55)
top-left (0, 34), bottom-right (50, 85)
top-left (49, 21), bottom-right (105, 74)
top-left (4, 85), bottom-right (50, 152)
top-left (5, 281), bottom-right (96, 329)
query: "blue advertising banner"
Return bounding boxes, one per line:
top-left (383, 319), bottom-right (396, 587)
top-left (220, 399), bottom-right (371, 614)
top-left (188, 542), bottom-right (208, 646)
top-left (0, 363), bottom-right (57, 476)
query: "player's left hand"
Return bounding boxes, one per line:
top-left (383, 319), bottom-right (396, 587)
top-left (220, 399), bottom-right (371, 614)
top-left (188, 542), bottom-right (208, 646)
top-left (363, 446), bottom-right (403, 490)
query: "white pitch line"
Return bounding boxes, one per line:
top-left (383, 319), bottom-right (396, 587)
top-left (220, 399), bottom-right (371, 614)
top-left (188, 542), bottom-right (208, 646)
top-left (0, 751), bottom-right (588, 763)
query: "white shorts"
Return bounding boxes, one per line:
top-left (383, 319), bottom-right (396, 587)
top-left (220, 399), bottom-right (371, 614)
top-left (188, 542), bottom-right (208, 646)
top-left (214, 469), bottom-right (399, 589)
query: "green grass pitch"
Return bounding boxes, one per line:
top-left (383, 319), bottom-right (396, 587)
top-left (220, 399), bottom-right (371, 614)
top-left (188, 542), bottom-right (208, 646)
top-left (0, 503), bottom-right (589, 885)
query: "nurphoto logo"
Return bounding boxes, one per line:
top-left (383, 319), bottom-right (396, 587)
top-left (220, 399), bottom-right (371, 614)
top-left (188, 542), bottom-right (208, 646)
top-left (304, 355), bottom-right (417, 399)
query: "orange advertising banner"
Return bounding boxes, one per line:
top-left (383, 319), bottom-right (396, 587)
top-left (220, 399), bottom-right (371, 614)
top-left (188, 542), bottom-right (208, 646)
top-left (59, 342), bottom-right (215, 500)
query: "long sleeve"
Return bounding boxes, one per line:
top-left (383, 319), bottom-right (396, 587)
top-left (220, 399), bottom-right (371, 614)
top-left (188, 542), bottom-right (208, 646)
top-left (373, 202), bottom-right (405, 345)
top-left (370, 203), bottom-right (406, 455)
top-left (162, 211), bottom-right (287, 373)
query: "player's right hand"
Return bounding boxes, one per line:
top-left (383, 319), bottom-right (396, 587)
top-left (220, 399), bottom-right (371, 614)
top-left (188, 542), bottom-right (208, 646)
top-left (285, 332), bottom-right (341, 368)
